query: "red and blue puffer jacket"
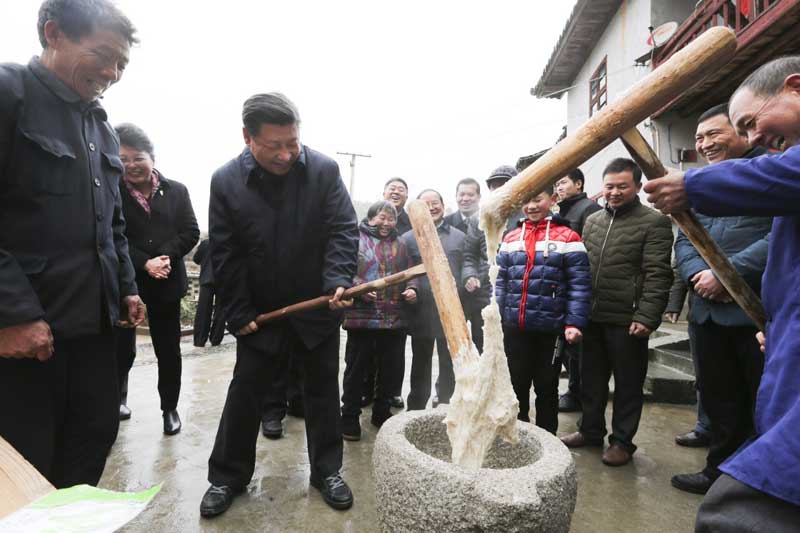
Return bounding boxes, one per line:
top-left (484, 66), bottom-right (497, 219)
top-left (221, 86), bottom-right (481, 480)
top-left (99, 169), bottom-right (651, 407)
top-left (495, 214), bottom-right (591, 333)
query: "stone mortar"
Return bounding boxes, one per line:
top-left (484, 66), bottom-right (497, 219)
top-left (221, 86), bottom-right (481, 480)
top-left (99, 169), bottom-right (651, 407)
top-left (372, 408), bottom-right (576, 533)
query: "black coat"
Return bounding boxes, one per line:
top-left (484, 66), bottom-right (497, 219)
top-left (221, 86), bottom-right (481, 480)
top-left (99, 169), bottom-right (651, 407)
top-left (557, 192), bottom-right (601, 237)
top-left (120, 174), bottom-right (199, 304)
top-left (0, 59), bottom-right (137, 337)
top-left (401, 221), bottom-right (465, 338)
top-left (209, 146), bottom-right (359, 350)
top-left (395, 208), bottom-right (412, 235)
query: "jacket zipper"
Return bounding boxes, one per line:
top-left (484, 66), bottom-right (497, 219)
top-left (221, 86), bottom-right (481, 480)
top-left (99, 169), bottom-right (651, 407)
top-left (592, 210), bottom-right (616, 312)
top-left (518, 222), bottom-right (533, 329)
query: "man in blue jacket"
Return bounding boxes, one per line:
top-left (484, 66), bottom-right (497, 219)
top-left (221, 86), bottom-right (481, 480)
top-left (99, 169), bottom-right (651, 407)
top-left (645, 56), bottom-right (800, 530)
top-left (671, 103), bottom-right (771, 495)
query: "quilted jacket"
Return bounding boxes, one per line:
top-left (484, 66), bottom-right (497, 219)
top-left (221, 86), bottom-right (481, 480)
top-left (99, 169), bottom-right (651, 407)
top-left (343, 220), bottom-right (415, 330)
top-left (495, 215), bottom-right (591, 332)
top-left (582, 197), bottom-right (673, 330)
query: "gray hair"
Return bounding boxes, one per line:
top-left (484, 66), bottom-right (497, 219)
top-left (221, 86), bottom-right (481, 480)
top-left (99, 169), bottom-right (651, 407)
top-left (242, 93), bottom-right (301, 137)
top-left (115, 122), bottom-right (154, 159)
top-left (734, 55), bottom-right (800, 98)
top-left (38, 0), bottom-right (138, 48)
top-left (367, 200), bottom-right (397, 220)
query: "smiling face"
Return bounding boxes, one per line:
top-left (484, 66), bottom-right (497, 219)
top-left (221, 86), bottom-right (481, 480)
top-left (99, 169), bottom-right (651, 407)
top-left (456, 182), bottom-right (480, 215)
top-left (602, 171), bottom-right (641, 210)
top-left (119, 145), bottom-right (154, 187)
top-left (368, 209), bottom-right (397, 237)
top-left (243, 123), bottom-right (301, 176)
top-left (523, 191), bottom-right (555, 223)
top-left (730, 78), bottom-right (800, 151)
top-left (695, 114), bottom-right (750, 164)
top-left (383, 180), bottom-right (408, 210)
top-left (42, 21), bottom-right (130, 102)
top-left (418, 191), bottom-right (444, 224)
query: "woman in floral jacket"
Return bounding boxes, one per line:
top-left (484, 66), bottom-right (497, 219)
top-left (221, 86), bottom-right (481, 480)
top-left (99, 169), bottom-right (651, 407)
top-left (341, 201), bottom-right (417, 440)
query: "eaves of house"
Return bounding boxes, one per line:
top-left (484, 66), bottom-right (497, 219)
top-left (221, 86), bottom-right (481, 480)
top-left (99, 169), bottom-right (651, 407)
top-left (531, 0), bottom-right (624, 99)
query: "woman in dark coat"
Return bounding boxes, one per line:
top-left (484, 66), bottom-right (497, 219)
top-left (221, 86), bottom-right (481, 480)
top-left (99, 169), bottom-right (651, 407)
top-left (115, 123), bottom-right (199, 435)
top-left (340, 201), bottom-right (417, 440)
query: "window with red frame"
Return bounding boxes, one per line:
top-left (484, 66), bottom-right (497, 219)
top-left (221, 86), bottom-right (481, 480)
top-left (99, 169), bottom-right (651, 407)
top-left (589, 57), bottom-right (607, 117)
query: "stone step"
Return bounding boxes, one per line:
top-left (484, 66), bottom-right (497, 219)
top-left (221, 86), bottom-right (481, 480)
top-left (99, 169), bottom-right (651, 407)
top-left (651, 345), bottom-right (695, 376)
top-left (643, 362), bottom-right (696, 405)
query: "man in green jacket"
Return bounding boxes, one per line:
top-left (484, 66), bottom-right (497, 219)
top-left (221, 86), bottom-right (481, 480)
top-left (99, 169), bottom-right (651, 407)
top-left (561, 158), bottom-right (673, 466)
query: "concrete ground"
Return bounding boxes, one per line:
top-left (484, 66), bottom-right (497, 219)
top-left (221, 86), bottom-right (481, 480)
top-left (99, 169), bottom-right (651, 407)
top-left (103, 332), bottom-right (706, 532)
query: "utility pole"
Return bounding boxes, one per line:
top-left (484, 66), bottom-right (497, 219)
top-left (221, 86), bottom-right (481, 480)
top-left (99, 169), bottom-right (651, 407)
top-left (337, 151), bottom-right (371, 199)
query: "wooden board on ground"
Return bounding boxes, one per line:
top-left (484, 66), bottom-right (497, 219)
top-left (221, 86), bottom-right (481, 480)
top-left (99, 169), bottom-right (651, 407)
top-left (0, 436), bottom-right (54, 519)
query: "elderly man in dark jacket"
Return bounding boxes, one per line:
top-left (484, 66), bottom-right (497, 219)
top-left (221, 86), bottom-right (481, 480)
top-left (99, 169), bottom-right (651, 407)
top-left (403, 189), bottom-right (466, 410)
top-left (554, 168), bottom-right (602, 413)
top-left (0, 0), bottom-right (143, 488)
top-left (670, 104), bottom-right (771, 495)
top-left (201, 93), bottom-right (359, 518)
top-left (561, 158), bottom-right (673, 467)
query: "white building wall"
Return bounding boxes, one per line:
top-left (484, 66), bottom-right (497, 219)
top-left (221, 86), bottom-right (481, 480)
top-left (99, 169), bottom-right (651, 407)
top-left (562, 0), bottom-right (703, 197)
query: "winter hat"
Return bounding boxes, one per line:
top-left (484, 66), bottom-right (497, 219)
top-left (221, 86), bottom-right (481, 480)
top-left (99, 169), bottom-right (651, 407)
top-left (486, 165), bottom-right (518, 186)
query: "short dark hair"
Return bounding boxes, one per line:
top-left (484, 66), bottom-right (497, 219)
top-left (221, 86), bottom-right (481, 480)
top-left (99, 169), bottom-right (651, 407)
top-left (602, 158), bottom-right (642, 184)
top-left (384, 177), bottom-right (408, 191)
top-left (455, 178), bottom-right (480, 195)
top-left (563, 168), bottom-right (585, 191)
top-left (735, 55), bottom-right (800, 98)
top-left (417, 189), bottom-right (444, 204)
top-left (366, 200), bottom-right (397, 220)
top-left (697, 103), bottom-right (730, 125)
top-left (534, 183), bottom-right (554, 196)
top-left (115, 122), bottom-right (154, 159)
top-left (38, 0), bottom-right (138, 48)
top-left (242, 93), bottom-right (300, 137)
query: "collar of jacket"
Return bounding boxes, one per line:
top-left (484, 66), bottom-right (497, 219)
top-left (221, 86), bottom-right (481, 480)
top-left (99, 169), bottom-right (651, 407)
top-left (242, 145), bottom-right (307, 184)
top-left (743, 146), bottom-right (768, 159)
top-left (516, 212), bottom-right (571, 229)
top-left (604, 195), bottom-right (641, 216)
top-left (359, 218), bottom-right (398, 240)
top-left (437, 219), bottom-right (453, 234)
top-left (558, 192), bottom-right (588, 212)
top-left (28, 56), bottom-right (108, 119)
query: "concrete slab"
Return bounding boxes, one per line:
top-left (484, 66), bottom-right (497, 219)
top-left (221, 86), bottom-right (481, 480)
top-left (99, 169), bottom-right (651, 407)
top-left (103, 332), bottom-right (706, 532)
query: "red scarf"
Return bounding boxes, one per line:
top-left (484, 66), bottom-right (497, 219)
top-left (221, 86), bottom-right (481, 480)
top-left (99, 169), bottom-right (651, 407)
top-left (124, 169), bottom-right (161, 215)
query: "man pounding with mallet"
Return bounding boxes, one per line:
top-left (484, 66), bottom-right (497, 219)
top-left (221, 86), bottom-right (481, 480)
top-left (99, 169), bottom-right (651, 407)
top-left (644, 56), bottom-right (800, 531)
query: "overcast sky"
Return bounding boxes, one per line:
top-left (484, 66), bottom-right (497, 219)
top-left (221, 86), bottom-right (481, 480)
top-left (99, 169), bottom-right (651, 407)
top-left (2, 1), bottom-right (576, 230)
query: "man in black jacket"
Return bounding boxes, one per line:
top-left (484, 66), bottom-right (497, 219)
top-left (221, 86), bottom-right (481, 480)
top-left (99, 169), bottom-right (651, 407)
top-left (0, 0), bottom-right (144, 487)
top-left (554, 168), bottom-right (601, 413)
top-left (200, 93), bottom-right (359, 517)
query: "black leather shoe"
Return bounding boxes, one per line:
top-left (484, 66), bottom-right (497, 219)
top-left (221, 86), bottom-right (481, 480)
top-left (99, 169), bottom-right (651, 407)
top-left (163, 410), bottom-right (181, 435)
top-left (119, 404), bottom-right (131, 421)
top-left (261, 418), bottom-right (283, 439)
top-left (558, 393), bottom-right (581, 413)
top-left (371, 411), bottom-right (392, 429)
top-left (200, 485), bottom-right (240, 518)
top-left (360, 395), bottom-right (373, 407)
top-left (431, 396), bottom-right (440, 408)
top-left (310, 472), bottom-right (353, 510)
top-left (675, 430), bottom-right (711, 447)
top-left (388, 396), bottom-right (404, 409)
top-left (671, 472), bottom-right (714, 494)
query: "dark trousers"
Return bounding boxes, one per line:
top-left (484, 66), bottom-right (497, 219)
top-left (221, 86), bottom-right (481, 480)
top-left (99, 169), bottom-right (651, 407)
top-left (208, 327), bottom-right (342, 489)
top-left (194, 284), bottom-right (225, 347)
top-left (362, 332), bottom-right (406, 400)
top-left (0, 332), bottom-right (119, 488)
top-left (407, 335), bottom-right (453, 410)
top-left (696, 474), bottom-right (800, 532)
top-left (466, 301), bottom-right (485, 354)
top-left (690, 321), bottom-right (763, 479)
top-left (342, 329), bottom-right (405, 420)
top-left (504, 329), bottom-right (560, 434)
top-left (116, 300), bottom-right (183, 412)
top-left (563, 341), bottom-right (582, 398)
top-left (262, 350), bottom-right (304, 422)
top-left (579, 322), bottom-right (649, 453)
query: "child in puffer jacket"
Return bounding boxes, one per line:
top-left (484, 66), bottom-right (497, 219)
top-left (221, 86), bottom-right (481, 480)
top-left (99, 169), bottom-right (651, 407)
top-left (495, 184), bottom-right (591, 434)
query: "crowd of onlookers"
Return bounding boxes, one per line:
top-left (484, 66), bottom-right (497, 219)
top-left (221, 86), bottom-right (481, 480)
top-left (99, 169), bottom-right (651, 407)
top-left (4, 2), bottom-right (798, 527)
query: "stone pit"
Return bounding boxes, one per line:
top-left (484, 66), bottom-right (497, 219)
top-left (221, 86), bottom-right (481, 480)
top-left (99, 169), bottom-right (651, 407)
top-left (372, 409), bottom-right (577, 533)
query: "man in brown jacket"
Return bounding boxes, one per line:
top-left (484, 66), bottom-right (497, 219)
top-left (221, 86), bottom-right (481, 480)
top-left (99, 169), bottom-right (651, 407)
top-left (561, 158), bottom-right (673, 466)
